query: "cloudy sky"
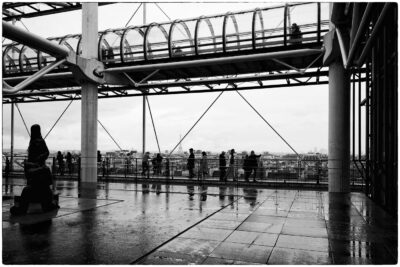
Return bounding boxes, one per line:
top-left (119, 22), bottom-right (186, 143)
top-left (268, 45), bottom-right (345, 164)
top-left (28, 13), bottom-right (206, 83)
top-left (2, 2), bottom-right (329, 154)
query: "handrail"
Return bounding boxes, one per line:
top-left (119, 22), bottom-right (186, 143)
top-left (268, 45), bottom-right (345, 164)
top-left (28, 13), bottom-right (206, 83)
top-left (3, 58), bottom-right (67, 94)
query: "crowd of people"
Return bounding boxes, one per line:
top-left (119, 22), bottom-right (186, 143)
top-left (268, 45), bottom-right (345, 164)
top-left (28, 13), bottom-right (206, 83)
top-left (140, 148), bottom-right (264, 182)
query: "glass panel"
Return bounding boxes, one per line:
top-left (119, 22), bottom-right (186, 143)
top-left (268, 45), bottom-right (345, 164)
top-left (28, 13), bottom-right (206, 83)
top-left (60, 35), bottom-right (80, 53)
top-left (225, 12), bottom-right (253, 52)
top-left (122, 27), bottom-right (145, 62)
top-left (170, 20), bottom-right (196, 57)
top-left (76, 34), bottom-right (99, 58)
top-left (320, 3), bottom-right (330, 35)
top-left (99, 31), bottom-right (123, 64)
top-left (287, 3), bottom-right (318, 45)
top-left (20, 46), bottom-right (39, 72)
top-left (146, 24), bottom-right (170, 60)
top-left (38, 39), bottom-right (65, 69)
top-left (259, 6), bottom-right (285, 48)
top-left (3, 44), bottom-right (21, 74)
top-left (197, 16), bottom-right (223, 55)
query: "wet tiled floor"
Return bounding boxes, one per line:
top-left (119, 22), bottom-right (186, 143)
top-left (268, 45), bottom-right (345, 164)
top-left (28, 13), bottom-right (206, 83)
top-left (2, 179), bottom-right (398, 264)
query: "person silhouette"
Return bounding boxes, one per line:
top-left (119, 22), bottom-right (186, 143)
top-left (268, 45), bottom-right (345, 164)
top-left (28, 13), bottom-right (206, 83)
top-left (10, 124), bottom-right (59, 215)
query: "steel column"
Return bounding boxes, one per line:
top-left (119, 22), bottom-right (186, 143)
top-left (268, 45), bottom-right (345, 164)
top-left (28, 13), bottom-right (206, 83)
top-left (10, 103), bottom-right (14, 172)
top-left (328, 60), bottom-right (350, 193)
top-left (80, 3), bottom-right (98, 190)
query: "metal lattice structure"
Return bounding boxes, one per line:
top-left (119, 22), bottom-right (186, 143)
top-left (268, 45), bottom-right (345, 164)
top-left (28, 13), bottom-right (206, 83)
top-left (3, 2), bottom-right (334, 103)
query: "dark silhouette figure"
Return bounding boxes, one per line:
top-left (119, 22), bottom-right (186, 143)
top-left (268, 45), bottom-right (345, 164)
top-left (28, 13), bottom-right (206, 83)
top-left (10, 124), bottom-right (58, 215)
top-left (56, 151), bottom-right (64, 176)
top-left (165, 158), bottom-right (170, 178)
top-left (200, 151), bottom-right (208, 180)
top-left (155, 153), bottom-right (163, 175)
top-left (243, 154), bottom-right (251, 182)
top-left (66, 152), bottom-right (73, 175)
top-left (290, 23), bottom-right (302, 44)
top-left (219, 151), bottom-right (227, 182)
top-left (248, 150), bottom-right (261, 182)
top-left (5, 157), bottom-right (10, 180)
top-left (97, 150), bottom-right (102, 163)
top-left (226, 149), bottom-right (236, 181)
top-left (142, 152), bottom-right (150, 177)
top-left (187, 148), bottom-right (195, 178)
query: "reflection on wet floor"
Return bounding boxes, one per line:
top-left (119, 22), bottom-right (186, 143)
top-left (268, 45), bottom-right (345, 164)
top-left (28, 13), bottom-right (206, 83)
top-left (2, 179), bottom-right (398, 264)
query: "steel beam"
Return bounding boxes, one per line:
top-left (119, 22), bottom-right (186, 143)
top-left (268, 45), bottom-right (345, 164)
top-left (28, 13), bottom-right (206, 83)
top-left (104, 49), bottom-right (324, 74)
top-left (2, 21), bottom-right (69, 58)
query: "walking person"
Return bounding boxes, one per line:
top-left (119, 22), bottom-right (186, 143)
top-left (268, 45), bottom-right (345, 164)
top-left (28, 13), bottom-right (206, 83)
top-left (200, 151), bottom-right (209, 181)
top-left (219, 151), bottom-right (227, 182)
top-left (248, 150), bottom-right (261, 182)
top-left (56, 151), bottom-right (64, 176)
top-left (187, 148), bottom-right (195, 178)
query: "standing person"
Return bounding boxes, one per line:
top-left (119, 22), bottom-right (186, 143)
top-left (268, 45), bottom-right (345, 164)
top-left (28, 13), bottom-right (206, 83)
top-left (142, 152), bottom-right (150, 177)
top-left (226, 149), bottom-right (236, 181)
top-left (290, 23), bottom-right (302, 44)
top-left (219, 151), bottom-right (227, 182)
top-left (5, 157), bottom-right (10, 180)
top-left (249, 150), bottom-right (261, 182)
top-left (243, 154), bottom-right (251, 182)
top-left (156, 153), bottom-right (163, 175)
top-left (56, 151), bottom-right (64, 176)
top-left (66, 152), bottom-right (73, 175)
top-left (97, 150), bottom-right (102, 164)
top-left (187, 148), bottom-right (195, 178)
top-left (151, 155), bottom-right (157, 175)
top-left (10, 124), bottom-right (58, 215)
top-left (200, 151), bottom-right (209, 180)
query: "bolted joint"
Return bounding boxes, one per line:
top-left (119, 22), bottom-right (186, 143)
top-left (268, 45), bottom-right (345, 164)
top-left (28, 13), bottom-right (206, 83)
top-left (66, 52), bottom-right (106, 85)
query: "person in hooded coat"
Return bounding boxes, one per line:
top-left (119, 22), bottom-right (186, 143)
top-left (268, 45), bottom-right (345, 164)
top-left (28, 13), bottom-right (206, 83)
top-left (10, 124), bottom-right (59, 215)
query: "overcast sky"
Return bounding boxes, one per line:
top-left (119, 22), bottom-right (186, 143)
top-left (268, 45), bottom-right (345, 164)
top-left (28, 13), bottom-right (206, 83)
top-left (2, 2), bottom-right (330, 154)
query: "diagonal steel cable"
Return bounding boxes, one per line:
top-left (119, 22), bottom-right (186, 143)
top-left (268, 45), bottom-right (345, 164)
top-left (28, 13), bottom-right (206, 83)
top-left (168, 90), bottom-right (225, 157)
top-left (15, 103), bottom-right (30, 137)
top-left (44, 97), bottom-right (75, 139)
top-left (236, 90), bottom-right (300, 157)
top-left (125, 3), bottom-right (143, 27)
top-left (145, 96), bottom-right (161, 153)
top-left (97, 119), bottom-right (123, 151)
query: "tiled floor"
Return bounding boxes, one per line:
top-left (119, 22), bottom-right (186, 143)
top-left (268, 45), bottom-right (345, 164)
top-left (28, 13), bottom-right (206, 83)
top-left (2, 179), bottom-right (398, 264)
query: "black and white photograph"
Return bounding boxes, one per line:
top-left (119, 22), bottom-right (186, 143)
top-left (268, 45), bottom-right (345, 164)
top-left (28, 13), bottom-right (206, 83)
top-left (2, 1), bottom-right (398, 264)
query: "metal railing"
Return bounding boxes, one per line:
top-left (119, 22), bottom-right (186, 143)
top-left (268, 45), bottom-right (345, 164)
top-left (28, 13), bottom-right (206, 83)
top-left (2, 154), bottom-right (365, 189)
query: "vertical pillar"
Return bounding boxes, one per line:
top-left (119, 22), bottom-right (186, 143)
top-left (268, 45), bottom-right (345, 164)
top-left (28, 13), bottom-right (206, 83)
top-left (80, 3), bottom-right (98, 189)
top-left (142, 96), bottom-right (146, 155)
top-left (328, 60), bottom-right (350, 192)
top-left (10, 19), bottom-right (16, 172)
top-left (142, 3), bottom-right (147, 156)
top-left (10, 103), bottom-right (14, 172)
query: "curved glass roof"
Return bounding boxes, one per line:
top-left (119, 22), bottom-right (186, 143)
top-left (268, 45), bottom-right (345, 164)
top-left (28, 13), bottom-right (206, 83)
top-left (3, 3), bottom-right (329, 75)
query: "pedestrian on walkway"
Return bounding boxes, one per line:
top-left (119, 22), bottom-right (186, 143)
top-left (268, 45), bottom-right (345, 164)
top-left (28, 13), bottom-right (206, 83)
top-left (226, 149), bottom-right (236, 181)
top-left (56, 151), bottom-right (64, 176)
top-left (243, 154), bottom-right (251, 182)
top-left (219, 151), bottom-right (227, 182)
top-left (142, 152), bottom-right (150, 177)
top-left (187, 148), bottom-right (195, 178)
top-left (249, 150), bottom-right (261, 182)
top-left (200, 151), bottom-right (209, 180)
